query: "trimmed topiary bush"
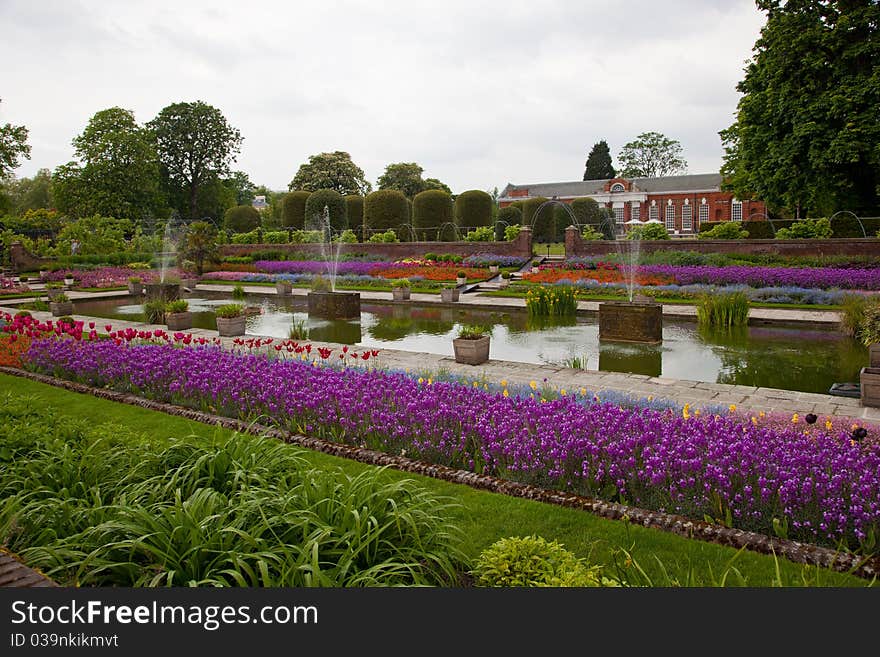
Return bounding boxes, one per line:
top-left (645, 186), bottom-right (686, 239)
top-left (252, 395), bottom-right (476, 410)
top-left (521, 197), bottom-right (554, 242)
top-left (570, 197), bottom-right (605, 226)
top-left (775, 217), bottom-right (833, 239)
top-left (472, 535), bottom-right (613, 587)
top-left (223, 205), bottom-right (261, 233)
top-left (344, 195), bottom-right (364, 241)
top-left (699, 219), bottom-right (794, 239)
top-left (453, 189), bottom-right (493, 230)
top-left (626, 223), bottom-right (669, 240)
top-left (698, 221), bottom-right (749, 240)
top-left (281, 191), bottom-right (311, 229)
top-left (496, 206), bottom-right (522, 240)
top-left (304, 188), bottom-right (347, 232)
top-left (364, 189), bottom-right (410, 237)
top-left (412, 189), bottom-right (453, 241)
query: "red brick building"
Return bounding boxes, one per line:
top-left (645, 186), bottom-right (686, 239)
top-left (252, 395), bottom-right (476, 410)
top-left (498, 173), bottom-right (766, 235)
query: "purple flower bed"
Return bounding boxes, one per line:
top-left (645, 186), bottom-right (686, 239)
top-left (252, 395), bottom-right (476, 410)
top-left (40, 267), bottom-right (162, 288)
top-left (461, 254), bottom-right (528, 268)
top-left (24, 338), bottom-right (880, 549)
top-left (253, 260), bottom-right (384, 276)
top-left (637, 265), bottom-right (880, 290)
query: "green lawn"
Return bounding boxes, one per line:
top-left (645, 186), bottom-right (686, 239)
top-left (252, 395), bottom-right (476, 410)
top-left (0, 372), bottom-right (868, 587)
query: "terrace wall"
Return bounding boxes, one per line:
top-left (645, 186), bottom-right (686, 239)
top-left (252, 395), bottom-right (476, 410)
top-left (8, 242), bottom-right (50, 273)
top-left (564, 227), bottom-right (880, 258)
top-left (220, 226), bottom-right (534, 260)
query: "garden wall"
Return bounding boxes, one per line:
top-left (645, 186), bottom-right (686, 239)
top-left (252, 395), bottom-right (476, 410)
top-left (564, 227), bottom-right (880, 258)
top-left (221, 226), bottom-right (534, 260)
top-left (8, 242), bottom-right (50, 273)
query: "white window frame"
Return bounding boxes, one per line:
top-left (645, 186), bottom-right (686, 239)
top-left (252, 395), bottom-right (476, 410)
top-left (649, 202), bottom-right (659, 222)
top-left (613, 206), bottom-right (624, 224)
top-left (665, 201), bottom-right (675, 231)
top-left (731, 199), bottom-right (742, 222)
top-left (699, 199), bottom-right (708, 227)
top-left (611, 183), bottom-right (625, 192)
top-left (682, 201), bottom-right (692, 232)
top-left (631, 202), bottom-right (640, 222)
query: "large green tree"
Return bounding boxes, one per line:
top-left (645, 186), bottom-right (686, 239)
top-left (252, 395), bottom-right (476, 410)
top-left (148, 101), bottom-right (243, 222)
top-left (2, 168), bottom-right (52, 215)
top-left (0, 100), bottom-right (30, 177)
top-left (52, 107), bottom-right (164, 222)
top-left (583, 140), bottom-right (616, 180)
top-left (376, 162), bottom-right (450, 198)
top-left (720, 0), bottom-right (880, 216)
top-left (617, 132), bottom-right (687, 178)
top-left (289, 151), bottom-right (371, 195)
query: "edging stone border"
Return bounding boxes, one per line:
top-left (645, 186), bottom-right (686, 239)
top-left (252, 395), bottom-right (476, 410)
top-left (2, 366), bottom-right (877, 581)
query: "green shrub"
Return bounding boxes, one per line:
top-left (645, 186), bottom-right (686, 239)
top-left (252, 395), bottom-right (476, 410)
top-left (304, 188), bottom-right (347, 232)
top-left (368, 229), bottom-right (399, 243)
top-left (412, 190), bottom-right (453, 241)
top-left (335, 229), bottom-right (358, 243)
top-left (525, 285), bottom-right (577, 317)
top-left (472, 536), bottom-right (611, 587)
top-left (215, 303), bottom-right (244, 318)
top-left (51, 292), bottom-right (69, 303)
top-left (143, 299), bottom-right (166, 324)
top-left (231, 283), bottom-right (246, 300)
top-left (263, 230), bottom-right (289, 244)
top-left (829, 216), bottom-right (880, 238)
top-left (465, 226), bottom-right (494, 241)
top-left (570, 197), bottom-right (606, 227)
top-left (504, 224), bottom-right (522, 241)
top-left (696, 292), bottom-right (750, 328)
top-left (165, 299), bottom-right (189, 313)
top-left (521, 197), bottom-right (552, 242)
top-left (311, 275), bottom-right (332, 292)
top-left (224, 205), bottom-right (261, 233)
top-left (290, 230), bottom-right (324, 243)
top-left (364, 189), bottom-right (409, 234)
top-left (230, 229), bottom-right (261, 244)
top-left (453, 190), bottom-right (493, 229)
top-left (282, 191), bottom-right (310, 229)
top-left (860, 303), bottom-right (880, 346)
top-left (626, 223), bottom-right (669, 240)
top-left (581, 225), bottom-right (604, 240)
top-left (344, 195), bottom-right (364, 240)
top-left (497, 206), bottom-right (522, 240)
top-left (775, 218), bottom-right (833, 239)
top-left (391, 278), bottom-right (411, 288)
top-left (699, 220), bottom-right (794, 239)
top-left (456, 324), bottom-right (491, 339)
top-left (698, 221), bottom-right (749, 240)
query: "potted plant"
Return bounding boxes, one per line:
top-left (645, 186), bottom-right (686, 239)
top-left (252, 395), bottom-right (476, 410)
top-left (45, 281), bottom-right (65, 301)
top-left (499, 271), bottom-right (511, 289)
top-left (453, 324), bottom-right (491, 365)
top-left (530, 259), bottom-right (541, 274)
top-left (440, 284), bottom-right (460, 302)
top-left (165, 299), bottom-right (192, 331)
top-left (128, 276), bottom-right (144, 295)
top-left (215, 303), bottom-right (246, 337)
top-left (49, 293), bottom-right (73, 317)
top-left (861, 304), bottom-right (880, 367)
top-left (488, 261), bottom-right (500, 274)
top-left (275, 278), bottom-right (293, 296)
top-left (392, 278), bottom-right (411, 301)
top-left (143, 299), bottom-right (166, 325)
top-left (456, 270), bottom-right (467, 286)
top-left (63, 274), bottom-right (75, 288)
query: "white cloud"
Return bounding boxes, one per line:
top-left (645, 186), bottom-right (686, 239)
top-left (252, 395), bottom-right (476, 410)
top-left (0, 0), bottom-right (765, 193)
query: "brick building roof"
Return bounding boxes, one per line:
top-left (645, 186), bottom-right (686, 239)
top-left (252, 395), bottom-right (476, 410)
top-left (499, 173), bottom-right (723, 201)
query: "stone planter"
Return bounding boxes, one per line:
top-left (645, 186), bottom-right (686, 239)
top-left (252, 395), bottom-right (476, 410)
top-left (861, 366), bottom-right (880, 407)
top-left (216, 315), bottom-right (246, 337)
top-left (166, 312), bottom-right (193, 331)
top-left (63, 278), bottom-right (75, 288)
top-left (144, 282), bottom-right (180, 303)
top-left (392, 286), bottom-right (411, 301)
top-left (453, 336), bottom-right (490, 365)
top-left (128, 281), bottom-right (144, 295)
top-left (498, 278), bottom-right (509, 289)
top-left (598, 299), bottom-right (663, 344)
top-left (456, 277), bottom-right (467, 286)
top-left (489, 265), bottom-right (499, 274)
top-left (46, 288), bottom-right (65, 301)
top-left (441, 288), bottom-right (460, 302)
top-left (50, 301), bottom-right (73, 317)
top-left (275, 281), bottom-right (293, 296)
top-left (530, 267), bottom-right (539, 274)
top-left (307, 291), bottom-right (361, 320)
top-left (870, 343), bottom-right (880, 368)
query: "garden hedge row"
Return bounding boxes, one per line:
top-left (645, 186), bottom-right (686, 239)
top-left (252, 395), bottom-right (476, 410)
top-left (282, 191), bottom-right (311, 229)
top-left (454, 190), bottom-right (493, 229)
top-left (699, 217), bottom-right (880, 239)
top-left (412, 190), bottom-right (453, 241)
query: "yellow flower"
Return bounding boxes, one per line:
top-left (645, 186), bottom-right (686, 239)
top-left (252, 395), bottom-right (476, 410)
top-left (580, 387), bottom-right (587, 396)
top-left (751, 416), bottom-right (758, 425)
top-left (560, 388), bottom-right (566, 396)
top-left (500, 379), bottom-right (508, 388)
top-left (759, 411), bottom-right (765, 418)
top-left (541, 398), bottom-right (547, 403)
top-left (791, 413), bottom-right (799, 424)
top-left (418, 377), bottom-right (424, 385)
top-left (851, 423), bottom-right (859, 430)
top-left (694, 409), bottom-right (701, 416)
top-left (647, 395), bottom-right (653, 401)
top-left (729, 404), bottom-right (737, 412)
top-left (427, 378), bottom-right (432, 385)
top-left (825, 420), bottom-right (833, 431)
top-left (683, 403), bottom-right (691, 420)
top-left (473, 381), bottom-right (479, 388)
top-left (502, 389), bottom-right (509, 398)
top-left (529, 380), bottom-right (537, 390)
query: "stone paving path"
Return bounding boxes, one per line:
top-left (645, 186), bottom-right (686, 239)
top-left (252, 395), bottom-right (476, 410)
top-left (3, 285), bottom-right (876, 423)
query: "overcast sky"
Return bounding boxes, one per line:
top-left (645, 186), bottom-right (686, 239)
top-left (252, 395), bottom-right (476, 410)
top-left (1, 0), bottom-right (766, 194)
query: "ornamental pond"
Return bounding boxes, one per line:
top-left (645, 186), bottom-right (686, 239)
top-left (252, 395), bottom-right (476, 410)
top-left (70, 292), bottom-right (867, 396)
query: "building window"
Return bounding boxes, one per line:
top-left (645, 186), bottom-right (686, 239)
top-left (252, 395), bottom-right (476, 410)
top-left (631, 202), bottom-right (640, 222)
top-left (731, 199), bottom-right (742, 222)
top-left (665, 202), bottom-right (675, 231)
top-left (611, 183), bottom-right (625, 192)
top-left (649, 203), bottom-right (659, 222)
top-left (682, 203), bottom-right (692, 232)
top-left (699, 199), bottom-right (708, 227)
top-left (613, 206), bottom-right (624, 223)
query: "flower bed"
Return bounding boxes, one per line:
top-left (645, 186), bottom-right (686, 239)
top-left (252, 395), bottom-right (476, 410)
top-left (0, 276), bottom-right (30, 296)
top-left (371, 263), bottom-right (487, 282)
top-left (40, 267), bottom-right (174, 289)
top-left (20, 335), bottom-right (880, 550)
top-left (460, 254), bottom-right (528, 268)
top-left (253, 260), bottom-right (385, 276)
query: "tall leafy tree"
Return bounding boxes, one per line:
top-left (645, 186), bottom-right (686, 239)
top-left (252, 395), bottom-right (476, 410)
top-left (2, 168), bottom-right (52, 215)
top-left (617, 132), bottom-right (687, 178)
top-left (224, 171), bottom-right (256, 206)
top-left (0, 99), bottom-right (31, 177)
top-left (720, 0), bottom-right (880, 216)
top-left (149, 101), bottom-right (243, 222)
top-left (583, 140), bottom-right (616, 180)
top-left (52, 107), bottom-right (163, 222)
top-left (289, 151), bottom-right (371, 195)
top-left (377, 162), bottom-right (451, 197)
top-left (422, 177), bottom-right (452, 195)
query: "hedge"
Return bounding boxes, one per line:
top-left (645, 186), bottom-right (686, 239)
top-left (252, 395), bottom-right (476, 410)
top-left (453, 189), bottom-right (493, 229)
top-left (344, 195), bottom-right (364, 241)
top-left (522, 197), bottom-right (555, 242)
top-left (304, 189), bottom-right (347, 233)
top-left (496, 206), bottom-right (522, 240)
top-left (698, 217), bottom-right (880, 239)
top-left (412, 190), bottom-right (453, 241)
top-left (223, 205), bottom-right (261, 233)
top-left (281, 191), bottom-right (310, 229)
top-left (364, 189), bottom-right (410, 235)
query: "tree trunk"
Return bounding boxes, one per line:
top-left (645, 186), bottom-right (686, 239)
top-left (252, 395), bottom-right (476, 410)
top-left (189, 181), bottom-right (198, 222)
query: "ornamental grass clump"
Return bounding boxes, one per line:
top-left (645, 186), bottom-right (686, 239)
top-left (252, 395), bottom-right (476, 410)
top-left (215, 303), bottom-right (244, 319)
top-left (231, 283), bottom-right (246, 300)
top-left (696, 292), bottom-right (749, 328)
top-left (166, 299), bottom-right (189, 314)
top-left (143, 299), bottom-right (166, 324)
top-left (525, 285), bottom-right (577, 317)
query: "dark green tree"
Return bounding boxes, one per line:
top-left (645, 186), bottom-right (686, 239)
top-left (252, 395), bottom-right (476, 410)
top-left (224, 204), bottom-right (260, 233)
top-left (496, 205), bottom-right (522, 240)
top-left (180, 220), bottom-right (219, 275)
top-left (289, 151), bottom-right (371, 195)
top-left (617, 131), bottom-right (687, 178)
top-left (720, 0), bottom-right (880, 216)
top-left (363, 189), bottom-right (409, 236)
top-left (281, 191), bottom-right (310, 229)
top-left (453, 190), bottom-right (493, 229)
top-left (521, 197), bottom-right (554, 242)
top-left (304, 188), bottom-right (347, 232)
top-left (583, 140), bottom-right (616, 180)
top-left (0, 100), bottom-right (30, 177)
top-left (224, 171), bottom-right (256, 206)
top-left (422, 178), bottom-right (452, 194)
top-left (344, 195), bottom-right (364, 240)
top-left (412, 189), bottom-right (453, 240)
top-left (377, 162), bottom-right (451, 198)
top-left (3, 168), bottom-right (53, 215)
top-left (148, 101), bottom-right (243, 222)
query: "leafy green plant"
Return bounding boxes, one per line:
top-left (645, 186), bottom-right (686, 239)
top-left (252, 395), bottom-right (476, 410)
top-left (127, 276), bottom-right (142, 284)
top-left (232, 283), bottom-right (247, 300)
top-left (775, 218), bottom-right (833, 240)
top-left (464, 226), bottom-right (494, 241)
top-left (368, 230), bottom-right (399, 243)
top-left (457, 324), bottom-right (491, 339)
top-left (311, 275), bottom-right (332, 292)
top-left (696, 292), bottom-right (750, 328)
top-left (525, 285), bottom-right (577, 317)
top-left (456, 270), bottom-right (467, 279)
top-left (501, 272), bottom-right (511, 279)
top-left (143, 299), bottom-right (166, 324)
top-left (698, 221), bottom-right (750, 240)
top-left (288, 318), bottom-right (310, 340)
top-left (504, 224), bottom-right (522, 241)
top-left (166, 299), bottom-right (189, 314)
top-left (839, 294), bottom-right (870, 338)
top-left (45, 281), bottom-right (63, 290)
top-left (215, 303), bottom-right (244, 319)
top-left (51, 293), bottom-right (69, 303)
top-left (860, 303), bottom-right (880, 346)
top-left (391, 278), bottom-right (411, 288)
top-left (581, 224), bottom-right (604, 240)
top-left (626, 223), bottom-right (669, 240)
top-left (55, 316), bottom-right (75, 327)
top-left (472, 535), bottom-right (613, 587)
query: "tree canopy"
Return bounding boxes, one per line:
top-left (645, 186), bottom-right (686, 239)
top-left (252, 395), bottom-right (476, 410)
top-left (289, 151), bottom-right (371, 196)
top-left (617, 132), bottom-right (687, 178)
top-left (377, 162), bottom-right (451, 198)
top-left (0, 100), bottom-right (31, 177)
top-left (148, 100), bottom-right (243, 222)
top-left (720, 0), bottom-right (880, 216)
top-left (583, 140), bottom-right (616, 180)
